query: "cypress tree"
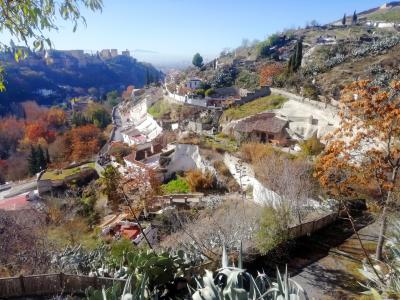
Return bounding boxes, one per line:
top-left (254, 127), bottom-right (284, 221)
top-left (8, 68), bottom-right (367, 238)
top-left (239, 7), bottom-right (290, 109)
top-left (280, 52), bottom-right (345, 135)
top-left (288, 40), bottom-right (303, 73)
top-left (45, 148), bottom-right (51, 164)
top-left (37, 145), bottom-right (47, 171)
top-left (352, 10), bottom-right (357, 24)
top-left (294, 40), bottom-right (303, 71)
top-left (288, 54), bottom-right (294, 73)
top-left (28, 146), bottom-right (39, 175)
top-left (342, 14), bottom-right (346, 26)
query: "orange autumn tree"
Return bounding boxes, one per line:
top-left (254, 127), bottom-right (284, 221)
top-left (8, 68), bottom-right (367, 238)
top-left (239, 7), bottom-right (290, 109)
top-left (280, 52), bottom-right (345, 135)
top-left (122, 85), bottom-right (135, 100)
top-left (67, 124), bottom-right (102, 161)
top-left (259, 63), bottom-right (284, 87)
top-left (46, 108), bottom-right (66, 128)
top-left (315, 80), bottom-right (400, 260)
top-left (24, 122), bottom-right (48, 144)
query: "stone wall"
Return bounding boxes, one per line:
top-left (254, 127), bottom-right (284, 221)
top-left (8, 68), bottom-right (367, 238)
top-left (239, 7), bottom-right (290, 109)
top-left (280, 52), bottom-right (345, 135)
top-left (235, 86), bottom-right (271, 105)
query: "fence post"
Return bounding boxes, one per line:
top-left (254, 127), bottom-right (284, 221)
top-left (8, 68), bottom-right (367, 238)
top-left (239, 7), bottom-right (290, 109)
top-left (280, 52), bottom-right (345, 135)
top-left (59, 272), bottom-right (64, 291)
top-left (19, 275), bottom-right (25, 294)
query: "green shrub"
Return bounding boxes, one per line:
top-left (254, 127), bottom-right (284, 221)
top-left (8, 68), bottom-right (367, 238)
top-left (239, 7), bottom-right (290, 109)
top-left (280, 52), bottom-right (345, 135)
top-left (235, 70), bottom-right (260, 90)
top-left (161, 176), bottom-right (190, 194)
top-left (205, 88), bottom-right (215, 97)
top-left (256, 206), bottom-right (291, 255)
top-left (257, 34), bottom-right (281, 58)
top-left (108, 238), bottom-right (137, 265)
top-left (299, 135), bottom-right (324, 156)
top-left (193, 89), bottom-right (205, 97)
top-left (302, 84), bottom-right (319, 100)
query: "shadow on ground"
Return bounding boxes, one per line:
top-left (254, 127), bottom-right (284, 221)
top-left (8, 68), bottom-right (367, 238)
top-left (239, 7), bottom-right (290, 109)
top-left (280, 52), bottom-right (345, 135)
top-left (246, 211), bottom-right (376, 298)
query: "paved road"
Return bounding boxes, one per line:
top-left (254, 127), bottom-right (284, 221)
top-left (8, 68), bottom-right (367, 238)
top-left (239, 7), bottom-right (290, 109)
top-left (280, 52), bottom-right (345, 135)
top-left (0, 179), bottom-right (37, 200)
top-left (112, 107), bottom-right (123, 142)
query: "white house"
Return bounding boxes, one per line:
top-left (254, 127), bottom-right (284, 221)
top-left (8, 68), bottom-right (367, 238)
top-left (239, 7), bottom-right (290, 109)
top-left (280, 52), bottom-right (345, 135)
top-left (365, 21), bottom-right (398, 28)
top-left (377, 22), bottom-right (396, 28)
top-left (121, 127), bottom-right (146, 146)
top-left (186, 78), bottom-right (202, 90)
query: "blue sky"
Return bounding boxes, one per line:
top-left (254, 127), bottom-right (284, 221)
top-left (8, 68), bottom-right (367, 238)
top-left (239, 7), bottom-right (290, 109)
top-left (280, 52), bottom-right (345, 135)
top-left (3, 0), bottom-right (385, 61)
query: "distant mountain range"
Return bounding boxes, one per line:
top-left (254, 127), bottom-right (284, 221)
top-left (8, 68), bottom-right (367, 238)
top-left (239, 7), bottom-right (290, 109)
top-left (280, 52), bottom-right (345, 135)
top-left (0, 49), bottom-right (164, 115)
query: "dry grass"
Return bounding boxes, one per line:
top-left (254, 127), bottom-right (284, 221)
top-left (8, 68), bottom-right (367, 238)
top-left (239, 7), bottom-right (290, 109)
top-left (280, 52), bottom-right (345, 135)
top-left (160, 198), bottom-right (262, 260)
top-left (316, 44), bottom-right (400, 96)
top-left (240, 142), bottom-right (294, 164)
top-left (369, 7), bottom-right (400, 22)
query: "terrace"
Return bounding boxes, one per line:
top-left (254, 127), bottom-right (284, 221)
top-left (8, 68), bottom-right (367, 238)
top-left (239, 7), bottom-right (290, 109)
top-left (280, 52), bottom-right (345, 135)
top-left (41, 162), bottom-right (96, 180)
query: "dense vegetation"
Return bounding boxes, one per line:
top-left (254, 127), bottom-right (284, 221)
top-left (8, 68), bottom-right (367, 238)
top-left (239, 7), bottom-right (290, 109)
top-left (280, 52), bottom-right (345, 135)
top-left (0, 52), bottom-right (163, 115)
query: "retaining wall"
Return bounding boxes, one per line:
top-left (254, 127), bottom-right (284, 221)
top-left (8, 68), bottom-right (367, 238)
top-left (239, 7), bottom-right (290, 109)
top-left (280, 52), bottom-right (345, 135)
top-left (235, 86), bottom-right (271, 105)
top-left (289, 212), bottom-right (338, 239)
top-left (270, 88), bottom-right (338, 110)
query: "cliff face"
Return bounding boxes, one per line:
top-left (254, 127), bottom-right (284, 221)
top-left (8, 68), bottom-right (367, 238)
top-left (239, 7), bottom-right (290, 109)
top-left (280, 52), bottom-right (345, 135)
top-left (0, 50), bottom-right (164, 115)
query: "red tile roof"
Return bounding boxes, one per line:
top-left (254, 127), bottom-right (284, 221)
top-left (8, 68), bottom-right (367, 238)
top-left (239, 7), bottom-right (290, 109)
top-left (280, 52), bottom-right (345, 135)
top-left (0, 194), bottom-right (30, 211)
top-left (121, 227), bottom-right (140, 240)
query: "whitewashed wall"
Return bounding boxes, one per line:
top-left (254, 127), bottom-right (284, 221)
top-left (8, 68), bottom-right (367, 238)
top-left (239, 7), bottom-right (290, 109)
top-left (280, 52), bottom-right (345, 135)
top-left (223, 153), bottom-right (281, 206)
top-left (166, 144), bottom-right (216, 177)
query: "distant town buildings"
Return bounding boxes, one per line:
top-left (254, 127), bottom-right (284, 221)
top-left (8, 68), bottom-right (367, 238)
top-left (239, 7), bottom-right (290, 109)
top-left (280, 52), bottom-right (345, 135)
top-left (99, 49), bottom-right (131, 60)
top-left (122, 49), bottom-right (131, 57)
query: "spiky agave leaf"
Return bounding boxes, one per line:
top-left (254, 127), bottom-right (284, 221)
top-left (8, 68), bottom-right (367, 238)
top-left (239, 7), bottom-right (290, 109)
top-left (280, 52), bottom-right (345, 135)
top-left (192, 270), bottom-right (220, 300)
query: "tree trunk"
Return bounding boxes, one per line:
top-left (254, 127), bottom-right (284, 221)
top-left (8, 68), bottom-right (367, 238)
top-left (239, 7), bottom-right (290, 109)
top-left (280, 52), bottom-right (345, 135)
top-left (375, 204), bottom-right (388, 261)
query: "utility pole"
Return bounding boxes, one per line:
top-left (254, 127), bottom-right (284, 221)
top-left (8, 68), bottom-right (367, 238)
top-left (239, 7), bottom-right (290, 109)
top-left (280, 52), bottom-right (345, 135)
top-left (122, 191), bottom-right (153, 249)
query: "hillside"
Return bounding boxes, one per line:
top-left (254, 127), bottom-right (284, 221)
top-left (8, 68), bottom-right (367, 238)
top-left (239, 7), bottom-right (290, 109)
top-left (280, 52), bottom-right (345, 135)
top-left (175, 8), bottom-right (400, 104)
top-left (0, 50), bottom-right (164, 115)
top-left (360, 1), bottom-right (400, 22)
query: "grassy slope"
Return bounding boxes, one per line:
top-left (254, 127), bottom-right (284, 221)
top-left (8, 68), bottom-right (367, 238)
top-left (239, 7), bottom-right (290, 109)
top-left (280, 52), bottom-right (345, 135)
top-left (47, 226), bottom-right (101, 250)
top-left (221, 95), bottom-right (287, 122)
top-left (148, 99), bottom-right (182, 119)
top-left (42, 162), bottom-right (95, 180)
top-left (368, 7), bottom-right (400, 22)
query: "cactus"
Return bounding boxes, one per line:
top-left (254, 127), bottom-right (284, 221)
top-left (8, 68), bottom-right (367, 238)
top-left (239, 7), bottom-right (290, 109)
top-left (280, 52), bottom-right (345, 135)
top-left (85, 274), bottom-right (148, 300)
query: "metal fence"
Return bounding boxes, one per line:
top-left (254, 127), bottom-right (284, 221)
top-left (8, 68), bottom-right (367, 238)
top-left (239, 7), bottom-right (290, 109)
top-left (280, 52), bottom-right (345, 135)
top-left (0, 273), bottom-right (126, 298)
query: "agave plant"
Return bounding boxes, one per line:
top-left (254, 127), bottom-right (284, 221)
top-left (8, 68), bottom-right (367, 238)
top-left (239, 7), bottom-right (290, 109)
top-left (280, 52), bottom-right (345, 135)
top-left (85, 274), bottom-right (148, 300)
top-left (191, 245), bottom-right (307, 300)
